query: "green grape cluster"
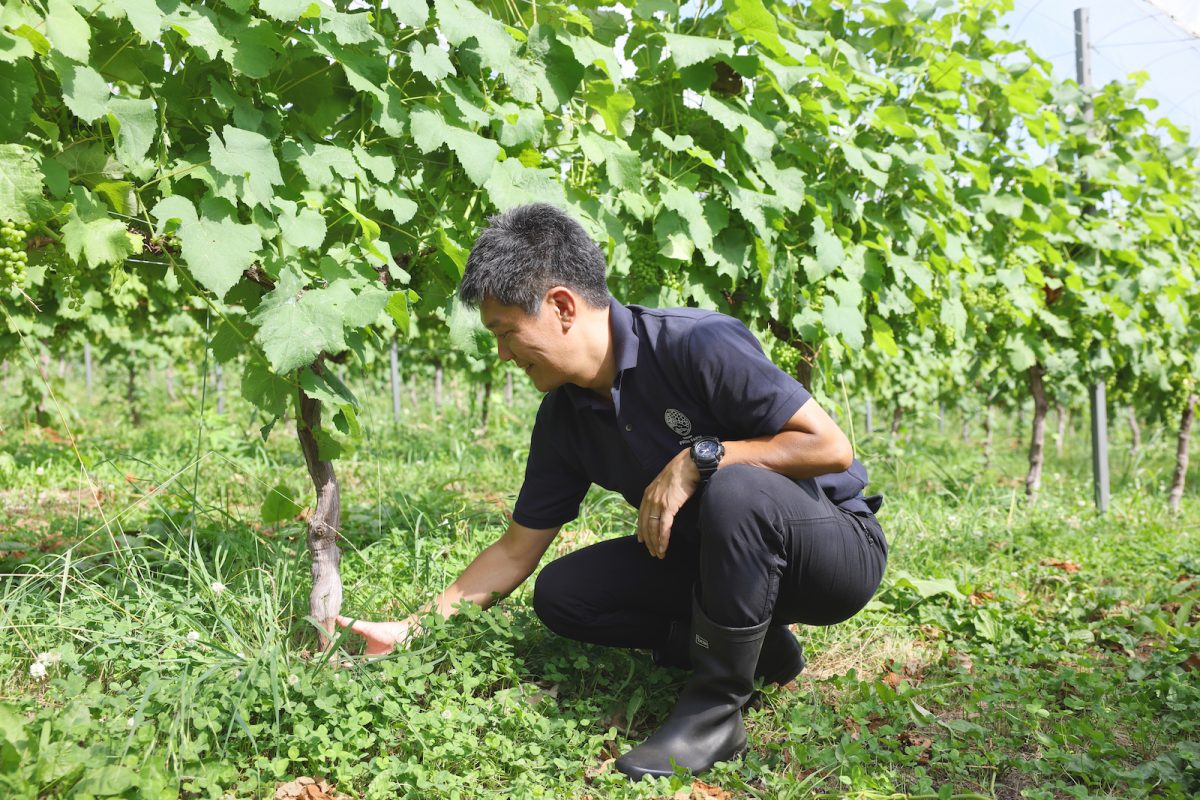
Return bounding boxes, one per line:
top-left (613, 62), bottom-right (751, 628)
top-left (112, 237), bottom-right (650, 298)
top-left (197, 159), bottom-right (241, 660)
top-left (626, 236), bottom-right (660, 299)
top-left (771, 340), bottom-right (801, 378)
top-left (1, 219), bottom-right (31, 287)
top-left (661, 265), bottom-right (685, 294)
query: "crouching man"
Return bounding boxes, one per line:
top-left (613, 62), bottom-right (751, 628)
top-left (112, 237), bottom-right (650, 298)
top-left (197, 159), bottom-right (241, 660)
top-left (338, 203), bottom-right (887, 780)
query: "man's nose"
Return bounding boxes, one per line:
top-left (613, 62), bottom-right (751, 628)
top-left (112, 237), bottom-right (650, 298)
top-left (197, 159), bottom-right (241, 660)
top-left (497, 339), bottom-right (513, 362)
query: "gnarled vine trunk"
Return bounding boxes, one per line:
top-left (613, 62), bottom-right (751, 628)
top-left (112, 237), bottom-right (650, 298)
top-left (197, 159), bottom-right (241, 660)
top-left (1054, 401), bottom-right (1068, 456)
top-left (1026, 365), bottom-right (1049, 500)
top-left (890, 406), bottom-right (903, 437)
top-left (1168, 393), bottom-right (1197, 514)
top-left (297, 378), bottom-right (342, 647)
top-left (433, 360), bottom-right (444, 409)
top-left (127, 364), bottom-right (141, 426)
top-left (480, 376), bottom-right (493, 429)
top-left (983, 405), bottom-right (994, 469)
top-left (1127, 405), bottom-right (1141, 457)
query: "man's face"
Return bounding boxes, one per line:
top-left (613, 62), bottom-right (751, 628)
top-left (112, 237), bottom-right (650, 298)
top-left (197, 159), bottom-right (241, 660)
top-left (480, 295), bottom-right (570, 392)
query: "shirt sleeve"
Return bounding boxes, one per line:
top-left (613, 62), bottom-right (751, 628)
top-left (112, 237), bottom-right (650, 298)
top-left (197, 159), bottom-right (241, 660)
top-left (511, 394), bottom-right (591, 530)
top-left (683, 315), bottom-right (811, 438)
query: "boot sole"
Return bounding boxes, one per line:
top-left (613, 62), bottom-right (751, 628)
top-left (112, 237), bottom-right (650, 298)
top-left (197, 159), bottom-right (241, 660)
top-left (616, 744), bottom-right (749, 781)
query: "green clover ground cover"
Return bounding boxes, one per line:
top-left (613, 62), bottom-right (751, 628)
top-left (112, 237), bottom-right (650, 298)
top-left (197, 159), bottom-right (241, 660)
top-left (1, 384), bottom-right (1198, 799)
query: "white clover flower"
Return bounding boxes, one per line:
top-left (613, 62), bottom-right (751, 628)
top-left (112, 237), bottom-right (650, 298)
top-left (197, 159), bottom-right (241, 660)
top-left (35, 466), bottom-right (44, 476)
top-left (36, 651), bottom-right (61, 664)
top-left (29, 661), bottom-right (47, 679)
top-left (126, 717), bottom-right (136, 728)
top-left (234, 669), bottom-right (242, 679)
top-left (185, 631), bottom-right (200, 644)
top-left (440, 709), bottom-right (452, 720)
top-left (287, 673), bottom-right (300, 686)
top-left (210, 581), bottom-right (226, 595)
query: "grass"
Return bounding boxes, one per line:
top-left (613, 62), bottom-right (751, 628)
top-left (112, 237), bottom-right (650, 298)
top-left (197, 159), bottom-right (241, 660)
top-left (0, 367), bottom-right (1198, 799)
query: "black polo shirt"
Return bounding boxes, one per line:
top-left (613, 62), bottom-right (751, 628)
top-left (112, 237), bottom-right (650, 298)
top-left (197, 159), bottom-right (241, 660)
top-left (511, 299), bottom-right (876, 529)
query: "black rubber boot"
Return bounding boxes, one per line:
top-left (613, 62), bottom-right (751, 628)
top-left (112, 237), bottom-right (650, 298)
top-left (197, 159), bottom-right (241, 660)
top-left (653, 622), bottom-right (805, 687)
top-left (758, 625), bottom-right (805, 686)
top-left (617, 598), bottom-right (768, 780)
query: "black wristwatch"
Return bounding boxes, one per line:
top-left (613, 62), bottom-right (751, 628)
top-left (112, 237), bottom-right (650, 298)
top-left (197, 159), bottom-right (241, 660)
top-left (690, 437), bottom-right (724, 483)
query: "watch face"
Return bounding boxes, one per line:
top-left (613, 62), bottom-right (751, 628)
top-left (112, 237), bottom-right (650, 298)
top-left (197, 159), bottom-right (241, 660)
top-left (694, 440), bottom-right (720, 460)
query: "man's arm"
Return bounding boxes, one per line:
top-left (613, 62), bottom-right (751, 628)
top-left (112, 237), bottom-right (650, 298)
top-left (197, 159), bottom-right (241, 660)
top-left (336, 520), bottom-right (559, 653)
top-left (637, 399), bottom-right (851, 558)
top-left (426, 520), bottom-right (560, 618)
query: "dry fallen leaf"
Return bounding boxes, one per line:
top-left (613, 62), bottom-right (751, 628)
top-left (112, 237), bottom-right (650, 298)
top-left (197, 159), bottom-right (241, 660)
top-left (1182, 653), bottom-right (1200, 672)
top-left (1043, 559), bottom-right (1081, 573)
top-left (881, 671), bottom-right (902, 689)
top-left (898, 730), bottom-right (933, 765)
top-left (273, 777), bottom-right (350, 800)
top-left (690, 781), bottom-right (732, 800)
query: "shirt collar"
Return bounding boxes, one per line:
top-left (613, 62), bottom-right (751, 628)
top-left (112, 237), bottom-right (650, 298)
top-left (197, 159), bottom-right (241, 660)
top-left (563, 297), bottom-right (640, 411)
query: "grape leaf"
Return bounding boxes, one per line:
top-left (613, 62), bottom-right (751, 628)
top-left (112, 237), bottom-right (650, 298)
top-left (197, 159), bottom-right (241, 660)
top-left (0, 60), bottom-right (35, 140)
top-left (410, 110), bottom-right (499, 186)
top-left (662, 33), bottom-right (734, 69)
top-left (484, 158), bottom-right (565, 211)
top-left (46, 0), bottom-right (90, 62)
top-left (434, 0), bottom-right (516, 74)
top-left (0, 143), bottom-right (43, 224)
top-left (408, 41), bottom-right (454, 82)
top-left (661, 183), bottom-right (713, 252)
top-left (58, 62), bottom-right (109, 123)
top-left (558, 32), bottom-right (623, 87)
top-left (722, 0), bottom-right (785, 57)
top-left (274, 199), bottom-right (326, 251)
top-left (208, 126), bottom-right (283, 208)
top-left (259, 0), bottom-right (317, 22)
top-left (107, 97), bottom-right (156, 165)
top-left (111, 0), bottom-right (164, 40)
top-left (389, 0), bottom-right (428, 28)
top-left (152, 196), bottom-right (262, 300)
top-left (261, 483), bottom-right (303, 523)
top-left (62, 187), bottom-right (141, 267)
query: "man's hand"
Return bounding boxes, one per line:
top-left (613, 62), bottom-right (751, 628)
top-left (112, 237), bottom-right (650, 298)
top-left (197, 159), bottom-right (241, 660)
top-left (335, 613), bottom-right (420, 657)
top-left (637, 449), bottom-right (701, 559)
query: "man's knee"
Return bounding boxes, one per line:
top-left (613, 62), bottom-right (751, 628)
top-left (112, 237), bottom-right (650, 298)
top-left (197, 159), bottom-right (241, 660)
top-left (531, 559), bottom-right (575, 634)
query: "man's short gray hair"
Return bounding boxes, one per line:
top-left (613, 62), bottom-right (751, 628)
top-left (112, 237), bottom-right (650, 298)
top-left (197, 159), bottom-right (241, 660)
top-left (458, 203), bottom-right (609, 315)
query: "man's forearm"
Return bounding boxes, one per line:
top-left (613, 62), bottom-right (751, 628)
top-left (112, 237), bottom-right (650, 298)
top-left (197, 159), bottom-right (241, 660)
top-left (723, 429), bottom-right (853, 480)
top-left (422, 539), bottom-right (537, 619)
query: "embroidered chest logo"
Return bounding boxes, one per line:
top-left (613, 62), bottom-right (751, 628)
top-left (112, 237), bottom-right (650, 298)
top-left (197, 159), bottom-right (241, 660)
top-left (664, 408), bottom-right (692, 437)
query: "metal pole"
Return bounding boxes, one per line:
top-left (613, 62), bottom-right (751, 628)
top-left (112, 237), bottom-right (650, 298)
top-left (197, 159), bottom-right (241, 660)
top-left (1091, 381), bottom-right (1110, 511)
top-left (1076, 7), bottom-right (1109, 512)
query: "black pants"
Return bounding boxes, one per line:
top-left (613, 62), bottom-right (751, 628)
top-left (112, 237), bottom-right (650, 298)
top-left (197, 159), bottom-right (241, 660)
top-left (533, 465), bottom-right (887, 645)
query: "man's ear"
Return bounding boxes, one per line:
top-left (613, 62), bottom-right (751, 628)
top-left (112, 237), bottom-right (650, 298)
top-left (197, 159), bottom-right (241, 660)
top-left (545, 287), bottom-right (577, 330)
